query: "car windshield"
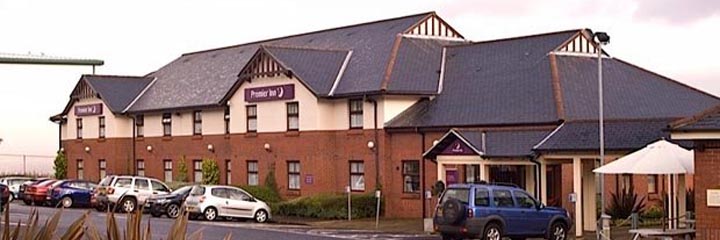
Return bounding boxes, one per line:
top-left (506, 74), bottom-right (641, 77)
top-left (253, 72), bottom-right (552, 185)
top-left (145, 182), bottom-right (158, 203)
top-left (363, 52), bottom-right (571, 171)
top-left (38, 180), bottom-right (56, 187)
top-left (51, 181), bottom-right (65, 187)
top-left (190, 186), bottom-right (205, 196)
top-left (440, 188), bottom-right (470, 205)
top-left (172, 186), bottom-right (192, 195)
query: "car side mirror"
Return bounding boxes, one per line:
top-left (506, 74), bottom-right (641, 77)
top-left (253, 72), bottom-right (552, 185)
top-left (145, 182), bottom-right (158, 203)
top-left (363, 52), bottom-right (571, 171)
top-left (537, 203), bottom-right (545, 210)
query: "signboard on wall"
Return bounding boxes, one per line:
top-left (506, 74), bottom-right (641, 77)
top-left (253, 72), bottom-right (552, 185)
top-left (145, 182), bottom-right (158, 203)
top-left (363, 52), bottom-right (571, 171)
top-left (305, 174), bottom-right (314, 184)
top-left (74, 103), bottom-right (103, 116)
top-left (708, 189), bottom-right (720, 207)
top-left (245, 84), bottom-right (295, 102)
top-left (440, 139), bottom-right (476, 155)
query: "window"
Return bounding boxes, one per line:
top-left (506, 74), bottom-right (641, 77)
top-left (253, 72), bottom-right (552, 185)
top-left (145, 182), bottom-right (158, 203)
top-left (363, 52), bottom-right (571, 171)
top-left (621, 174), bottom-right (633, 193)
top-left (211, 188), bottom-right (228, 198)
top-left (246, 105), bottom-right (257, 132)
top-left (76, 119), bottom-right (83, 139)
top-left (99, 159), bottom-right (106, 179)
top-left (227, 188), bottom-right (251, 201)
top-left (136, 115), bottom-right (144, 137)
top-left (349, 161), bottom-right (365, 191)
top-left (440, 188), bottom-right (469, 205)
top-left (164, 160), bottom-right (173, 182)
top-left (247, 161), bottom-right (258, 186)
top-left (225, 159), bottom-right (232, 185)
top-left (193, 111), bottom-right (202, 135)
top-left (162, 113), bottom-right (172, 136)
top-left (648, 175), bottom-right (657, 194)
top-left (402, 160), bottom-right (420, 193)
top-left (136, 160), bottom-right (145, 176)
top-left (287, 102), bottom-right (299, 131)
top-left (513, 191), bottom-right (536, 208)
top-left (114, 178), bottom-right (132, 188)
top-left (224, 107), bottom-right (230, 134)
top-left (134, 179), bottom-right (149, 191)
top-left (287, 161), bottom-right (300, 190)
top-left (493, 190), bottom-right (514, 208)
top-left (98, 116), bottom-right (106, 139)
top-left (151, 180), bottom-right (169, 193)
top-left (475, 188), bottom-right (490, 207)
top-left (465, 165), bottom-right (480, 183)
top-left (193, 160), bottom-right (202, 183)
top-left (349, 99), bottom-right (363, 129)
top-left (77, 159), bottom-right (84, 179)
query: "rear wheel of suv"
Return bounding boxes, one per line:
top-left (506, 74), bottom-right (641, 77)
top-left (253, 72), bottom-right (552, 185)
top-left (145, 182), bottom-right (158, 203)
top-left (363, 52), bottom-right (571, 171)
top-left (483, 223), bottom-right (503, 240)
top-left (120, 198), bottom-right (137, 213)
top-left (548, 222), bottom-right (567, 240)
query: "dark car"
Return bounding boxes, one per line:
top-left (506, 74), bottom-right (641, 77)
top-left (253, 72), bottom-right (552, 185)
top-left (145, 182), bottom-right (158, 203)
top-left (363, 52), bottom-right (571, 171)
top-left (48, 180), bottom-right (98, 208)
top-left (146, 185), bottom-right (193, 218)
top-left (434, 183), bottom-right (571, 240)
top-left (18, 178), bottom-right (47, 202)
top-left (0, 184), bottom-right (10, 211)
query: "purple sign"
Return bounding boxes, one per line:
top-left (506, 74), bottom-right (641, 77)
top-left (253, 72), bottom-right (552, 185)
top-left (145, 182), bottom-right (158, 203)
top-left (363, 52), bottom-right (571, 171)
top-left (245, 84), bottom-right (295, 102)
top-left (441, 139), bottom-right (476, 155)
top-left (74, 103), bottom-right (103, 116)
top-left (305, 175), bottom-right (314, 184)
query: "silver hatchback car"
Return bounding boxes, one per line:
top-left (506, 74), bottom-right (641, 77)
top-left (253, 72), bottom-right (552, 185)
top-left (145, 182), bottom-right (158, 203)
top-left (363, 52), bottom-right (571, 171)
top-left (185, 185), bottom-right (271, 223)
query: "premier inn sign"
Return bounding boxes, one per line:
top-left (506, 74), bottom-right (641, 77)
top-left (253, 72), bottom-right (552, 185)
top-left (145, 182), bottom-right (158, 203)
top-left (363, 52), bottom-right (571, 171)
top-left (245, 84), bottom-right (295, 103)
top-left (74, 103), bottom-right (103, 116)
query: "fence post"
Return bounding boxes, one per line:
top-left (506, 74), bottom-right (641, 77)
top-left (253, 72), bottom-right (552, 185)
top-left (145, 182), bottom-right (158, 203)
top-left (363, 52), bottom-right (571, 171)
top-left (631, 212), bottom-right (639, 229)
top-left (346, 186), bottom-right (351, 221)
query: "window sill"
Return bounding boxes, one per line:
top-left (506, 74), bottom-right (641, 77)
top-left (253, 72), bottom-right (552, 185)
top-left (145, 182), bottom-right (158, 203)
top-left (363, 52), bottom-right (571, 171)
top-left (224, 134), bottom-right (231, 139)
top-left (347, 129), bottom-right (365, 135)
top-left (162, 136), bottom-right (173, 141)
top-left (287, 190), bottom-right (301, 196)
top-left (285, 131), bottom-right (300, 137)
top-left (75, 139), bottom-right (83, 143)
top-left (135, 137), bottom-right (144, 141)
top-left (192, 135), bottom-right (203, 140)
top-left (245, 132), bottom-right (257, 138)
top-left (97, 138), bottom-right (106, 143)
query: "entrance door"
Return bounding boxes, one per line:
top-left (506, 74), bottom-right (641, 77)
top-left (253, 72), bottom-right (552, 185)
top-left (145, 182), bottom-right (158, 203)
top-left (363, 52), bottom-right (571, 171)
top-left (489, 166), bottom-right (525, 189)
top-left (446, 169), bottom-right (459, 185)
top-left (546, 165), bottom-right (562, 207)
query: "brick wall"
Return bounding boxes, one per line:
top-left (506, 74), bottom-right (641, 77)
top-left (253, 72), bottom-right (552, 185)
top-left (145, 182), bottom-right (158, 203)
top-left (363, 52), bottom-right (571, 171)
top-left (694, 141), bottom-right (720, 240)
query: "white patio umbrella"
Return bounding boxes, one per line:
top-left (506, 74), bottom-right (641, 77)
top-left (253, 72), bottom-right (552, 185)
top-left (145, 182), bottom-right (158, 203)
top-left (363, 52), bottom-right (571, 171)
top-left (593, 139), bottom-right (694, 229)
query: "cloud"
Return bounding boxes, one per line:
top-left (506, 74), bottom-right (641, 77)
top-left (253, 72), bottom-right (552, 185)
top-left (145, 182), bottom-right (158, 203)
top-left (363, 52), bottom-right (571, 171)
top-left (634, 0), bottom-right (720, 24)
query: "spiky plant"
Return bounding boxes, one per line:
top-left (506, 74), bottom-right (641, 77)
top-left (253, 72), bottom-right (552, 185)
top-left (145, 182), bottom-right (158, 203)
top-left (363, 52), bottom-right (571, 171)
top-left (608, 186), bottom-right (647, 220)
top-left (0, 203), bottom-right (231, 240)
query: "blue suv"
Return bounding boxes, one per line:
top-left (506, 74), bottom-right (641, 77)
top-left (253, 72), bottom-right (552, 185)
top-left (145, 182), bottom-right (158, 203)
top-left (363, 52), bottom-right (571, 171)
top-left (433, 183), bottom-right (571, 240)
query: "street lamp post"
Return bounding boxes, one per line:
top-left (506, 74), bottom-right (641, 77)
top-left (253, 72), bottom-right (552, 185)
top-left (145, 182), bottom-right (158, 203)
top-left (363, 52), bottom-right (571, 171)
top-left (594, 31), bottom-right (610, 239)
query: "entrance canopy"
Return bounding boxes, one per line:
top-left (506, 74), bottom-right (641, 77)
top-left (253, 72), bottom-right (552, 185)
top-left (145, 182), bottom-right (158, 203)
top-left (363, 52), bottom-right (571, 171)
top-left (423, 128), bottom-right (553, 159)
top-left (593, 139), bottom-right (694, 174)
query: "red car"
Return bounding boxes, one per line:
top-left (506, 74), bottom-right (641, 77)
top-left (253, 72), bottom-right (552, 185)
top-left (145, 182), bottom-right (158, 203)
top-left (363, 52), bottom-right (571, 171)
top-left (23, 179), bottom-right (57, 206)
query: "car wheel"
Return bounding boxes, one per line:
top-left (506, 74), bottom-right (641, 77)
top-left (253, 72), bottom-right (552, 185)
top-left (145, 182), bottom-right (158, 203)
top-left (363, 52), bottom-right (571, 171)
top-left (120, 198), bottom-right (137, 213)
top-left (441, 198), bottom-right (466, 225)
top-left (22, 199), bottom-right (31, 206)
top-left (483, 223), bottom-right (503, 240)
top-left (548, 222), bottom-right (567, 240)
top-left (254, 210), bottom-right (269, 223)
top-left (166, 203), bottom-right (181, 219)
top-left (61, 196), bottom-right (73, 208)
top-left (203, 207), bottom-right (218, 221)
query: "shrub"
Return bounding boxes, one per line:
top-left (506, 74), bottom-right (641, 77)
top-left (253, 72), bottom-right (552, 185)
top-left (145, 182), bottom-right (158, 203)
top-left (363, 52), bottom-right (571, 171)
top-left (642, 204), bottom-right (664, 219)
top-left (53, 151), bottom-right (67, 179)
top-left (201, 158), bottom-right (220, 185)
top-left (264, 167), bottom-right (279, 192)
top-left (608, 187), bottom-right (646, 220)
top-left (176, 157), bottom-right (189, 183)
top-left (241, 185), bottom-right (282, 203)
top-left (276, 194), bottom-right (383, 219)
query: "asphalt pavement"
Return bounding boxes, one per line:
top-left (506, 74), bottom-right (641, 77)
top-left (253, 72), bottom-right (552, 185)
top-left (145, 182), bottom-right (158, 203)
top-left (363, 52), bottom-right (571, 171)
top-left (1, 202), bottom-right (438, 240)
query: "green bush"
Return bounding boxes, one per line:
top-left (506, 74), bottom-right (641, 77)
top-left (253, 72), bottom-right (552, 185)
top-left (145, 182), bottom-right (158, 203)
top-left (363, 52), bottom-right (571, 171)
top-left (166, 181), bottom-right (192, 190)
top-left (642, 204), bottom-right (664, 219)
top-left (176, 158), bottom-right (189, 182)
top-left (240, 185), bottom-right (282, 203)
top-left (53, 151), bottom-right (67, 179)
top-left (201, 158), bottom-right (220, 185)
top-left (608, 186), bottom-right (646, 220)
top-left (276, 194), bottom-right (383, 219)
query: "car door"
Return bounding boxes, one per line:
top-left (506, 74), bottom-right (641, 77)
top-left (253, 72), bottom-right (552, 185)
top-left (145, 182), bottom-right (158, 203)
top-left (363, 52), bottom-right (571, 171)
top-left (210, 188), bottom-right (231, 216)
top-left (491, 189), bottom-right (521, 234)
top-left (132, 178), bottom-right (152, 204)
top-left (512, 190), bottom-right (546, 235)
top-left (226, 188), bottom-right (255, 218)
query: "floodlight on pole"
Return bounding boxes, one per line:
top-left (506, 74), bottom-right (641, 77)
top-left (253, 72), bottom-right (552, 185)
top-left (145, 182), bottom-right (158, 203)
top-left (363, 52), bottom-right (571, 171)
top-left (594, 31), bottom-right (610, 240)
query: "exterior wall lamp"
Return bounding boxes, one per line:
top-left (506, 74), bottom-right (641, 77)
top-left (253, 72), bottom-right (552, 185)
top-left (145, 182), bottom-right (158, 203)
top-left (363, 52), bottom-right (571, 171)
top-left (207, 144), bottom-right (214, 152)
top-left (84, 146), bottom-right (90, 153)
top-left (59, 147), bottom-right (65, 153)
top-left (264, 143), bottom-right (271, 152)
top-left (146, 145), bottom-right (153, 152)
top-left (367, 140), bottom-right (375, 150)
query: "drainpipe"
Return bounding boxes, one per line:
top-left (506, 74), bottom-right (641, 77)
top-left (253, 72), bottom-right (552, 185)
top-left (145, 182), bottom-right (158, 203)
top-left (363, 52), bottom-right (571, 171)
top-left (131, 115), bottom-right (136, 175)
top-left (372, 98), bottom-right (380, 190)
top-left (420, 129), bottom-right (426, 218)
top-left (530, 153), bottom-right (542, 200)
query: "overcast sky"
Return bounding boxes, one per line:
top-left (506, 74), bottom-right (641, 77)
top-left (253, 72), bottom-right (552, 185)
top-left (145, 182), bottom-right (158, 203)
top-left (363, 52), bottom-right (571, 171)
top-left (0, 0), bottom-right (718, 158)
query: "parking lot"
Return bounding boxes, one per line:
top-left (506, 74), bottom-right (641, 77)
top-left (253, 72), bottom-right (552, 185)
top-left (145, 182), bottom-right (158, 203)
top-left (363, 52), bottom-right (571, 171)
top-left (2, 202), bottom-right (438, 240)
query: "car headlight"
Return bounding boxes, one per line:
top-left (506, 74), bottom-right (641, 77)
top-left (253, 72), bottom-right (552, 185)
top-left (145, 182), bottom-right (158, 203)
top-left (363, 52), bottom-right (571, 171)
top-left (156, 198), bottom-right (171, 204)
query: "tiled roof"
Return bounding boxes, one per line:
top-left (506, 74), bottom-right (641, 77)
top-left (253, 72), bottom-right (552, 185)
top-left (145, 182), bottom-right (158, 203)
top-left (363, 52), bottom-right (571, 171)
top-left (386, 30), bottom-right (578, 128)
top-left (670, 105), bottom-right (720, 131)
top-left (424, 128), bottom-right (554, 158)
top-left (385, 38), bottom-right (461, 94)
top-left (263, 46), bottom-right (349, 96)
top-left (129, 12), bottom-right (435, 112)
top-left (83, 75), bottom-right (153, 113)
top-left (533, 119), bottom-right (675, 152)
top-left (556, 56), bottom-right (719, 120)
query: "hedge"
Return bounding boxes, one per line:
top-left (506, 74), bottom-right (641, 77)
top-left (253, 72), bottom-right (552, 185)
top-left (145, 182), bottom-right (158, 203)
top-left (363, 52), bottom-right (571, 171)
top-left (240, 185), bottom-right (282, 204)
top-left (275, 194), bottom-right (383, 219)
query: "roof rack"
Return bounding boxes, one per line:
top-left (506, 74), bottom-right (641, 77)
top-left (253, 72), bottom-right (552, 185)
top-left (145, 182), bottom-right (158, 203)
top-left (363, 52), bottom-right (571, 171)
top-left (465, 181), bottom-right (521, 189)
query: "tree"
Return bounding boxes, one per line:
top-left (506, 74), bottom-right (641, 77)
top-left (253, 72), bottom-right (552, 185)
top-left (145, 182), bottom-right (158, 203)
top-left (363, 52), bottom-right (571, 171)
top-left (201, 158), bottom-right (220, 185)
top-left (176, 157), bottom-right (189, 182)
top-left (53, 151), bottom-right (67, 179)
top-left (263, 164), bottom-right (279, 196)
